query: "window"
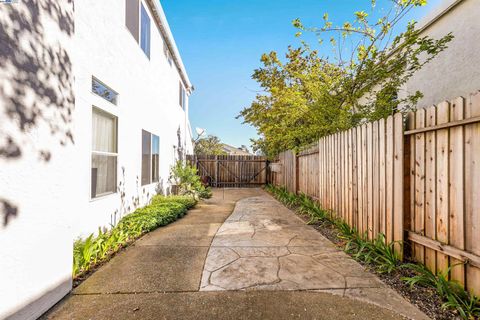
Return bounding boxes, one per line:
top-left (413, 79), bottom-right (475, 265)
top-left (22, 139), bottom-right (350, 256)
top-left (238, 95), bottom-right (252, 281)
top-left (125, 1), bottom-right (150, 58)
top-left (91, 108), bottom-right (118, 198)
top-left (141, 130), bottom-right (151, 185)
top-left (142, 130), bottom-right (160, 185)
top-left (125, 0), bottom-right (139, 43)
top-left (140, 3), bottom-right (151, 58)
top-left (152, 135), bottom-right (160, 182)
top-left (92, 77), bottom-right (118, 105)
top-left (179, 82), bottom-right (186, 110)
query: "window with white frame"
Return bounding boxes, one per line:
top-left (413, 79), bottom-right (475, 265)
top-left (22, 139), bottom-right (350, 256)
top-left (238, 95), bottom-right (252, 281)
top-left (179, 82), bottom-right (186, 110)
top-left (125, 0), bottom-right (150, 59)
top-left (152, 135), bottom-right (160, 182)
top-left (142, 130), bottom-right (160, 185)
top-left (92, 77), bottom-right (118, 105)
top-left (140, 3), bottom-right (151, 58)
top-left (91, 108), bottom-right (118, 198)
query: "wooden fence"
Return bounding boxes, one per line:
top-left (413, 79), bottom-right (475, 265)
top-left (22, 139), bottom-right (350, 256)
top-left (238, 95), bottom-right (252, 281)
top-left (405, 92), bottom-right (480, 293)
top-left (188, 155), bottom-right (268, 187)
top-left (269, 91), bottom-right (480, 294)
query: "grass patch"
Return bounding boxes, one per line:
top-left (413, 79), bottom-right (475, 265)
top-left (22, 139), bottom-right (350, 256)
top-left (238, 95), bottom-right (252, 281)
top-left (265, 184), bottom-right (480, 319)
top-left (73, 195), bottom-right (197, 279)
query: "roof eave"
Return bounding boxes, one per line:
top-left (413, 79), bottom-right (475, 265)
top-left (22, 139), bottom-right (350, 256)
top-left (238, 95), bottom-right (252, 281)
top-left (147, 0), bottom-right (193, 92)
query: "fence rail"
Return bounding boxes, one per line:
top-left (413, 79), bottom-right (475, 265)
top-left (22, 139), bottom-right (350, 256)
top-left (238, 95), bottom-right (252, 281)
top-left (269, 90), bottom-right (480, 295)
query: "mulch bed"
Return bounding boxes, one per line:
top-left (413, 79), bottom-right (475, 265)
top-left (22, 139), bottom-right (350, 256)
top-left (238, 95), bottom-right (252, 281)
top-left (295, 212), bottom-right (459, 320)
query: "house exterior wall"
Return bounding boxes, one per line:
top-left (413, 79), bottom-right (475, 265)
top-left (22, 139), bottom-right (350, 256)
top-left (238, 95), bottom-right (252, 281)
top-left (0, 1), bottom-right (76, 319)
top-left (0, 0), bottom-right (193, 319)
top-left (73, 0), bottom-right (193, 237)
top-left (402, 0), bottom-right (480, 107)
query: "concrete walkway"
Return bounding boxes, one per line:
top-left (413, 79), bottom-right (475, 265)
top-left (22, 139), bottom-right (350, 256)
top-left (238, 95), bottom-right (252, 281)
top-left (44, 189), bottom-right (427, 320)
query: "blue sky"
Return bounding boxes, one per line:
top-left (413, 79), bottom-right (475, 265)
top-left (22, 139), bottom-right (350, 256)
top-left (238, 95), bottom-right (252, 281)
top-left (162, 0), bottom-right (442, 150)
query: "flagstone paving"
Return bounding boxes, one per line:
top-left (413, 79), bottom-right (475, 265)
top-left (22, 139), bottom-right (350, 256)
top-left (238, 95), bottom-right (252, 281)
top-left (199, 193), bottom-right (428, 320)
top-left (43, 189), bottom-right (428, 320)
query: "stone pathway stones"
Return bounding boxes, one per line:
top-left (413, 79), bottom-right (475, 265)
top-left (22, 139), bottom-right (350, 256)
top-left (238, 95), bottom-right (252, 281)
top-left (200, 193), bottom-right (429, 320)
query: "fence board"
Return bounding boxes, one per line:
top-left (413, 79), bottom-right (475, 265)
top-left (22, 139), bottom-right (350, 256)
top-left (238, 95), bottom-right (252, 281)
top-left (362, 124), bottom-right (368, 236)
top-left (436, 101), bottom-right (450, 274)
top-left (449, 97), bottom-right (465, 286)
top-left (393, 113), bottom-right (404, 255)
top-left (465, 92), bottom-right (480, 295)
top-left (414, 108), bottom-right (426, 264)
top-left (425, 105), bottom-right (437, 273)
top-left (379, 120), bottom-right (386, 243)
top-left (386, 116), bottom-right (394, 244)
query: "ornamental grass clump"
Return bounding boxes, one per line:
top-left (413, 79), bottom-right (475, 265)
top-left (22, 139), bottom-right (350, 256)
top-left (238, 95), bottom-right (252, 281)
top-left (73, 195), bottom-right (197, 278)
top-left (402, 263), bottom-right (480, 319)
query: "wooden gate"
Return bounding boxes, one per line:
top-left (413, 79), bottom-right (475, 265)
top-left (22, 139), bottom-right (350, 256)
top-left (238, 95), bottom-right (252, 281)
top-left (187, 155), bottom-right (269, 187)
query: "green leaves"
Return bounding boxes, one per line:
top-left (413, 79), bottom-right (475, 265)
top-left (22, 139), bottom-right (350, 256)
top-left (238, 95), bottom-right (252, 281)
top-left (241, 1), bottom-right (452, 157)
top-left (169, 161), bottom-right (210, 199)
top-left (401, 263), bottom-right (480, 319)
top-left (72, 195), bottom-right (197, 278)
top-left (194, 135), bottom-right (226, 156)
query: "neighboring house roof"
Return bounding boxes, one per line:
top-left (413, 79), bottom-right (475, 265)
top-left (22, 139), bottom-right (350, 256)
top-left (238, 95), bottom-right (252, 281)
top-left (148, 0), bottom-right (193, 92)
top-left (221, 143), bottom-right (252, 156)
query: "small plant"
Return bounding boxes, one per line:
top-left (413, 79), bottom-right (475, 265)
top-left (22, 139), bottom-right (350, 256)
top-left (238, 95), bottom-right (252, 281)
top-left (297, 193), bottom-right (327, 224)
top-left (402, 263), bottom-right (480, 319)
top-left (340, 230), bottom-right (400, 274)
top-left (169, 161), bottom-right (211, 199)
top-left (444, 293), bottom-right (480, 320)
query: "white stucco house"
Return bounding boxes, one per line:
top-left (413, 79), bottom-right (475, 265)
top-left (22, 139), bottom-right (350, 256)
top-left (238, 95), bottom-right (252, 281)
top-left (0, 0), bottom-right (193, 319)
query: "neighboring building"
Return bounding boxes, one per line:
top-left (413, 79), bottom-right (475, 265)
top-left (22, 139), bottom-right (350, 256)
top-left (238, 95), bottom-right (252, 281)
top-left (0, 1), bottom-right (193, 319)
top-left (401, 0), bottom-right (480, 106)
top-left (221, 143), bottom-right (252, 156)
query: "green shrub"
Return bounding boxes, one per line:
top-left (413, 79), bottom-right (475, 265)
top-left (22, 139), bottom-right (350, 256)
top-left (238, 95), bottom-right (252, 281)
top-left (169, 161), bottom-right (211, 199)
top-left (151, 195), bottom-right (197, 209)
top-left (73, 196), bottom-right (196, 278)
top-left (199, 187), bottom-right (213, 199)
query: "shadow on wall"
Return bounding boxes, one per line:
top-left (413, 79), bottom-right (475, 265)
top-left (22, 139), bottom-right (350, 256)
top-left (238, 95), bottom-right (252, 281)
top-left (0, 0), bottom-right (74, 226)
top-left (110, 168), bottom-right (166, 228)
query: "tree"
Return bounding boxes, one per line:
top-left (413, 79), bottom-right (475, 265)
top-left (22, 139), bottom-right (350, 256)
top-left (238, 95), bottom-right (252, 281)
top-left (194, 135), bottom-right (226, 155)
top-left (239, 0), bottom-right (452, 158)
